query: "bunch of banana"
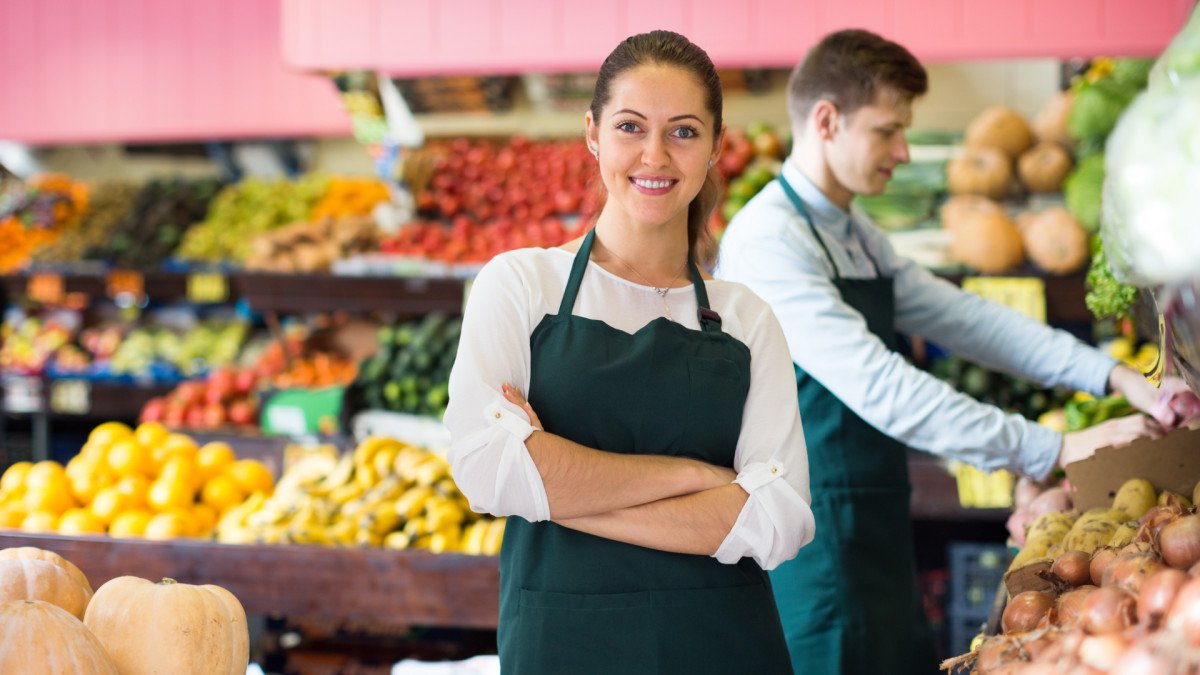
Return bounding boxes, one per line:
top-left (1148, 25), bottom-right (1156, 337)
top-left (215, 435), bottom-right (504, 554)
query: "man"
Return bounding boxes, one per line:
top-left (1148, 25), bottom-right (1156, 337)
top-left (716, 29), bottom-right (1190, 674)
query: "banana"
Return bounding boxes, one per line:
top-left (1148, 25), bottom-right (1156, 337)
top-left (413, 456), bottom-right (450, 487)
top-left (326, 518), bottom-right (358, 547)
top-left (308, 454), bottom-right (355, 497)
top-left (1112, 478), bottom-right (1157, 519)
top-left (434, 477), bottom-right (460, 498)
top-left (360, 502), bottom-right (404, 537)
top-left (373, 446), bottom-right (400, 481)
top-left (482, 518), bottom-right (506, 556)
top-left (383, 531), bottom-right (412, 550)
top-left (393, 447), bottom-right (431, 481)
top-left (403, 516), bottom-right (429, 538)
top-left (355, 462), bottom-right (381, 490)
top-left (355, 529), bottom-right (383, 548)
top-left (425, 498), bottom-right (466, 531)
top-left (354, 436), bottom-right (396, 468)
top-left (428, 526), bottom-right (461, 554)
top-left (462, 521), bottom-right (489, 555)
top-left (394, 486), bottom-right (436, 521)
top-left (328, 481), bottom-right (366, 505)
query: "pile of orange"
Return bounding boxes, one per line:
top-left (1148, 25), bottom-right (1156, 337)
top-left (0, 421), bottom-right (275, 541)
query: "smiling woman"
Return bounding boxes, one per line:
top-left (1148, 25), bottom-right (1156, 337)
top-left (443, 29), bottom-right (814, 675)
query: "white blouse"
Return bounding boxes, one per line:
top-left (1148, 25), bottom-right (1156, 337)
top-left (444, 247), bottom-right (816, 570)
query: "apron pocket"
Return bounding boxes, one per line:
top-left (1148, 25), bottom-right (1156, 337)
top-left (650, 584), bottom-right (792, 674)
top-left (514, 588), bottom-right (657, 674)
top-left (687, 356), bottom-right (741, 378)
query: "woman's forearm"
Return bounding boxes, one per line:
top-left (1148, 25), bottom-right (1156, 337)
top-left (526, 430), bottom-right (736, 519)
top-left (553, 483), bottom-right (749, 555)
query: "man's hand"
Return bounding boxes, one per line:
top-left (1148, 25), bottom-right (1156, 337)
top-left (1108, 365), bottom-right (1200, 429)
top-left (1058, 413), bottom-right (1165, 469)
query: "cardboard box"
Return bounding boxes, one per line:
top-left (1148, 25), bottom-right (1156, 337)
top-left (1065, 426), bottom-right (1200, 511)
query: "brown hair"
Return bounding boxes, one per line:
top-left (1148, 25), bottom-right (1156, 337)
top-left (787, 29), bottom-right (927, 130)
top-left (590, 30), bottom-right (723, 266)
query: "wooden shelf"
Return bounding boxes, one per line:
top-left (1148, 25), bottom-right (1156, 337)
top-left (0, 532), bottom-right (500, 629)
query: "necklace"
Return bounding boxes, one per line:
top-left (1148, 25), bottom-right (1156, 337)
top-left (605, 246), bottom-right (689, 322)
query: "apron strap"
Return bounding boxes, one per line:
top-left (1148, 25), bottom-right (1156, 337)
top-left (558, 228), bottom-right (596, 316)
top-left (688, 259), bottom-right (724, 334)
top-left (777, 175), bottom-right (843, 281)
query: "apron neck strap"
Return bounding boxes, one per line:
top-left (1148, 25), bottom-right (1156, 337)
top-left (777, 174), bottom-right (843, 280)
top-left (688, 259), bottom-right (722, 333)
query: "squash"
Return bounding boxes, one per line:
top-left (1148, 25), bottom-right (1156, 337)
top-left (940, 195), bottom-right (1005, 232)
top-left (0, 546), bottom-right (94, 597)
top-left (1033, 90), bottom-right (1075, 148)
top-left (1020, 207), bottom-right (1089, 275)
top-left (1017, 142), bottom-right (1073, 193)
top-left (0, 599), bottom-right (117, 674)
top-left (949, 208), bottom-right (1024, 273)
top-left (966, 106), bottom-right (1035, 159)
top-left (0, 558), bottom-right (92, 619)
top-left (84, 576), bottom-right (249, 675)
top-left (947, 147), bottom-right (1013, 200)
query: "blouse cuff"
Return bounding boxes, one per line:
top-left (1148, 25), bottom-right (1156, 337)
top-left (484, 400), bottom-right (539, 439)
top-left (733, 460), bottom-right (787, 493)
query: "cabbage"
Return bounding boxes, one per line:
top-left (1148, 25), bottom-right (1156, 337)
top-left (1150, 3), bottom-right (1200, 90)
top-left (1064, 153), bottom-right (1106, 233)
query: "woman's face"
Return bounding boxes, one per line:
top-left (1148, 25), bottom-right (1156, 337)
top-left (586, 64), bottom-right (722, 230)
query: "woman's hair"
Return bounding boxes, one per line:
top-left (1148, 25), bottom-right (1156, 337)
top-left (590, 30), bottom-right (723, 266)
top-left (787, 29), bottom-right (927, 130)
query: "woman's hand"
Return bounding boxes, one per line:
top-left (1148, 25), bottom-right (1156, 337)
top-left (1057, 413), bottom-right (1166, 469)
top-left (1109, 365), bottom-right (1200, 429)
top-left (502, 383), bottom-right (543, 431)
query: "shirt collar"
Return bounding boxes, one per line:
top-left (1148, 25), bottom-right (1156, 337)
top-left (781, 159), bottom-right (853, 237)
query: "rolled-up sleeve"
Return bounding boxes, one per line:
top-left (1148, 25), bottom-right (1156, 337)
top-left (714, 302), bottom-right (816, 570)
top-left (444, 255), bottom-right (551, 522)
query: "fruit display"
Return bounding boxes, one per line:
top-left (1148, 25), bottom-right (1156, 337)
top-left (717, 124), bottom-right (785, 224)
top-left (87, 178), bottom-right (223, 269)
top-left (1018, 207), bottom-right (1090, 275)
top-left (216, 436), bottom-right (504, 555)
top-left (0, 546), bottom-right (248, 675)
top-left (0, 422), bottom-right (275, 540)
top-left (0, 173), bottom-right (89, 274)
top-left (349, 313), bottom-right (460, 419)
top-left (139, 367), bottom-right (261, 431)
top-left (109, 318), bottom-right (249, 379)
top-left (951, 478), bottom-right (1200, 673)
top-left (244, 215), bottom-right (383, 273)
top-left (309, 177), bottom-right (392, 220)
top-left (0, 312), bottom-right (78, 375)
top-left (176, 175), bottom-right (329, 263)
top-left (928, 355), bottom-right (1073, 422)
top-left (31, 181), bottom-right (140, 264)
top-left (946, 200), bottom-right (1025, 273)
top-left (378, 214), bottom-right (575, 265)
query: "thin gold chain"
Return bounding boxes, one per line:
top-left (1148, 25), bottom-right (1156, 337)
top-left (604, 247), bottom-right (689, 321)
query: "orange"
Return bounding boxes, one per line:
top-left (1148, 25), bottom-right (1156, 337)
top-left (147, 476), bottom-right (194, 512)
top-left (66, 465), bottom-right (109, 505)
top-left (106, 438), bottom-right (153, 477)
top-left (133, 421), bottom-right (170, 449)
top-left (0, 505), bottom-right (25, 529)
top-left (89, 486), bottom-right (129, 525)
top-left (58, 508), bottom-right (105, 535)
top-left (20, 510), bottom-right (59, 532)
top-left (113, 475), bottom-right (150, 509)
top-left (191, 503), bottom-right (218, 534)
top-left (143, 509), bottom-right (194, 540)
top-left (24, 461), bottom-right (68, 491)
top-left (200, 475), bottom-right (246, 513)
top-left (87, 421), bottom-right (133, 448)
top-left (161, 432), bottom-right (199, 456)
top-left (108, 509), bottom-right (153, 538)
top-left (225, 459), bottom-right (274, 496)
top-left (158, 455), bottom-right (200, 492)
top-left (196, 442), bottom-right (236, 482)
top-left (78, 439), bottom-right (107, 463)
top-left (23, 481), bottom-right (76, 515)
top-left (1, 461), bottom-right (33, 493)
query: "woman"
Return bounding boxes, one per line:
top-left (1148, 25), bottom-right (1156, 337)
top-left (445, 30), bottom-right (814, 674)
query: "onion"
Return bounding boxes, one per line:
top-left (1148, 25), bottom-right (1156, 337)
top-left (1102, 551), bottom-right (1164, 594)
top-left (1003, 591), bottom-right (1056, 633)
top-left (1055, 585), bottom-right (1098, 628)
top-left (1052, 550), bottom-right (1093, 587)
top-left (1110, 644), bottom-right (1175, 675)
top-left (977, 635), bottom-right (1019, 671)
top-left (1078, 633), bottom-right (1130, 670)
top-left (1159, 514), bottom-right (1200, 569)
top-left (1081, 586), bottom-right (1136, 634)
top-left (1139, 504), bottom-right (1183, 546)
top-left (1091, 548), bottom-right (1119, 586)
top-left (1167, 575), bottom-right (1200, 644)
top-left (1137, 567), bottom-right (1189, 628)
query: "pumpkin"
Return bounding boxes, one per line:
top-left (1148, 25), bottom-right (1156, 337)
top-left (965, 106), bottom-right (1035, 159)
top-left (0, 558), bottom-right (92, 619)
top-left (1020, 207), bottom-right (1090, 275)
top-left (940, 195), bottom-right (1005, 232)
top-left (947, 147), bottom-right (1013, 200)
top-left (84, 576), bottom-right (249, 675)
top-left (1033, 90), bottom-right (1075, 147)
top-left (949, 208), bottom-right (1024, 273)
top-left (1017, 142), bottom-right (1073, 193)
top-left (0, 599), bottom-right (118, 674)
top-left (0, 546), bottom-right (94, 596)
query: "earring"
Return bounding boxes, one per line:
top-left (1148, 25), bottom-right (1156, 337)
top-left (589, 146), bottom-right (598, 159)
top-left (708, 159), bottom-right (714, 169)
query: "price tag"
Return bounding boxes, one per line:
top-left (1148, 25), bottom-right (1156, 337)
top-left (49, 380), bottom-right (90, 415)
top-left (962, 277), bottom-right (1046, 323)
top-left (187, 273), bottom-right (229, 304)
top-left (26, 273), bottom-right (65, 305)
top-left (106, 270), bottom-right (145, 305)
top-left (266, 406), bottom-right (309, 437)
top-left (2, 375), bottom-right (43, 413)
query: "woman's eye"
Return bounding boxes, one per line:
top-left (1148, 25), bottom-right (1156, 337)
top-left (673, 126), bottom-right (699, 139)
top-left (616, 121), bottom-right (640, 133)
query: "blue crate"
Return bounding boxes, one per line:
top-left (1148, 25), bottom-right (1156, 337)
top-left (948, 611), bottom-right (990, 658)
top-left (948, 542), bottom-right (1009, 617)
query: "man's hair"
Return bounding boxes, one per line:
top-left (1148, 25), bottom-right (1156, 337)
top-left (787, 29), bottom-right (927, 129)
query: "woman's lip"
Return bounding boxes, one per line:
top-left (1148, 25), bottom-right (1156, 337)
top-left (629, 176), bottom-right (679, 195)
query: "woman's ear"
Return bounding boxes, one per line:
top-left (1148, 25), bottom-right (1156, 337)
top-left (584, 110), bottom-right (600, 156)
top-left (711, 123), bottom-right (727, 165)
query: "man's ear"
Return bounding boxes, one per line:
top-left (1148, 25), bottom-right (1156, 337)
top-left (811, 100), bottom-right (839, 141)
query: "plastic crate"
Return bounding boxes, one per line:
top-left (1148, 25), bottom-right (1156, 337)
top-left (946, 542), bottom-right (1009, 656)
top-left (949, 612), bottom-right (990, 659)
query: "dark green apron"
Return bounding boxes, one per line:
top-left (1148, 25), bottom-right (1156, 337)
top-left (768, 176), bottom-right (937, 674)
top-left (498, 229), bottom-right (794, 674)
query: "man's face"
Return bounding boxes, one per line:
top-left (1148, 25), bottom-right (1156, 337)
top-left (825, 88), bottom-right (913, 197)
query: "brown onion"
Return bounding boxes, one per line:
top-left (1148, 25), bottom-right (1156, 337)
top-left (1102, 552), bottom-right (1164, 594)
top-left (1054, 585), bottom-right (1098, 628)
top-left (1077, 633), bottom-right (1130, 670)
top-left (1139, 504), bottom-right (1183, 546)
top-left (977, 635), bottom-right (1019, 671)
top-left (1158, 514), bottom-right (1200, 569)
top-left (1052, 550), bottom-right (1093, 587)
top-left (1081, 586), bottom-right (1136, 634)
top-left (1110, 644), bottom-right (1175, 675)
top-left (1003, 591), bottom-right (1056, 633)
top-left (1167, 576), bottom-right (1200, 644)
top-left (1090, 548), bottom-right (1118, 586)
top-left (1136, 567), bottom-right (1188, 628)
